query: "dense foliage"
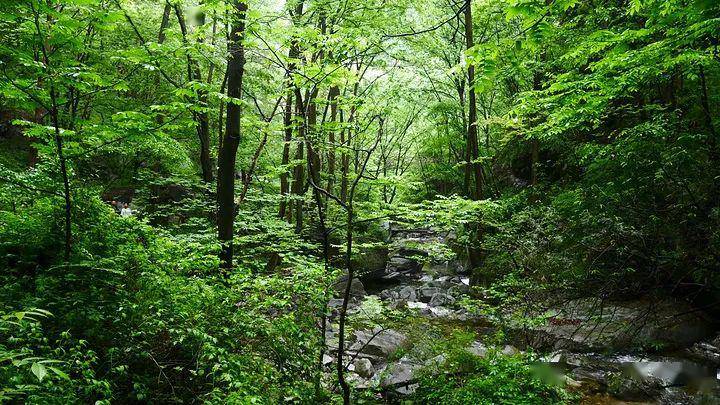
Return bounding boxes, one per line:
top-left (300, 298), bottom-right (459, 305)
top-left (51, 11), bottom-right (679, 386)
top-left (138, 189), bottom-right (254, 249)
top-left (1, 0), bottom-right (717, 402)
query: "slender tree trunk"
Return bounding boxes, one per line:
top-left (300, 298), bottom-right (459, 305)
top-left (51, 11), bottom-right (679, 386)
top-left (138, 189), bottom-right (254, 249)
top-left (465, 0), bottom-right (482, 200)
top-left (336, 205), bottom-right (353, 405)
top-left (291, 89), bottom-right (306, 233)
top-left (158, 1), bottom-right (171, 43)
top-left (50, 87), bottom-right (72, 263)
top-left (699, 66), bottom-right (719, 207)
top-left (279, 91), bottom-right (293, 220)
top-left (327, 85), bottom-right (339, 194)
top-left (530, 138), bottom-right (539, 186)
top-left (217, 0), bottom-right (247, 271)
top-left (306, 89), bottom-right (321, 196)
top-left (175, 4), bottom-right (214, 183)
top-left (281, 0), bottom-right (305, 223)
top-left (340, 82), bottom-right (358, 203)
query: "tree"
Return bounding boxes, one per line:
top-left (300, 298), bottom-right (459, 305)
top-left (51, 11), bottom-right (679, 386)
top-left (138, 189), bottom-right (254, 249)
top-left (217, 0), bottom-right (248, 271)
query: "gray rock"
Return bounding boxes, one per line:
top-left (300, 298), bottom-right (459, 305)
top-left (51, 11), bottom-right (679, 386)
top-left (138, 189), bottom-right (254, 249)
top-left (349, 328), bottom-right (407, 358)
top-left (428, 306), bottom-right (453, 317)
top-left (398, 286), bottom-right (417, 301)
top-left (334, 272), bottom-right (366, 299)
top-left (688, 339), bottom-right (720, 366)
top-left (520, 298), bottom-right (714, 352)
top-left (328, 298), bottom-right (344, 308)
top-left (354, 358), bottom-right (375, 378)
top-left (379, 289), bottom-right (399, 300)
top-left (418, 287), bottom-right (442, 303)
top-left (466, 341), bottom-right (488, 357)
top-left (502, 345), bottom-right (519, 356)
top-left (381, 361), bottom-right (420, 393)
top-left (386, 256), bottom-right (420, 273)
top-left (429, 293), bottom-right (455, 307)
top-left (448, 284), bottom-right (470, 296)
top-left (425, 354), bottom-right (446, 367)
top-left (427, 280), bottom-right (454, 290)
top-left (610, 375), bottom-right (664, 402)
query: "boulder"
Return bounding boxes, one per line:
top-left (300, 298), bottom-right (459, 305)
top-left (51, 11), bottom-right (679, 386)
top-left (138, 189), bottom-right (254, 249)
top-left (333, 273), bottom-right (366, 299)
top-left (687, 336), bottom-right (720, 366)
top-left (354, 358), bottom-right (375, 378)
top-left (386, 256), bottom-right (420, 273)
top-left (519, 298), bottom-right (714, 352)
top-left (609, 375), bottom-right (665, 402)
top-left (501, 345), bottom-right (519, 356)
top-left (418, 287), bottom-right (442, 303)
top-left (349, 328), bottom-right (407, 358)
top-left (466, 341), bottom-right (488, 357)
top-left (381, 360), bottom-right (421, 394)
top-left (397, 286), bottom-right (417, 301)
top-left (429, 293), bottom-right (455, 307)
top-left (429, 306), bottom-right (453, 317)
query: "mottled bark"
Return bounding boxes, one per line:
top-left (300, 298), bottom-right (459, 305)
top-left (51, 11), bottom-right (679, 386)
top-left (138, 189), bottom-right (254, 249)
top-left (217, 0), bottom-right (247, 271)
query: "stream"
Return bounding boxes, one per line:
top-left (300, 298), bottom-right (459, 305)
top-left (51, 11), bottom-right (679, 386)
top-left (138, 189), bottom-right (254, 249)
top-left (324, 227), bottom-right (720, 403)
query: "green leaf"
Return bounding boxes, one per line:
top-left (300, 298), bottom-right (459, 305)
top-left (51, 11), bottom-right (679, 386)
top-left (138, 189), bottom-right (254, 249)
top-left (31, 362), bottom-right (47, 382)
top-left (49, 367), bottom-right (70, 380)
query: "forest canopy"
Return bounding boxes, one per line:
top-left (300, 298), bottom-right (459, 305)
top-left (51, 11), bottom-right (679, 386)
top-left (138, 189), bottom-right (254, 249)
top-left (1, 0), bottom-right (719, 403)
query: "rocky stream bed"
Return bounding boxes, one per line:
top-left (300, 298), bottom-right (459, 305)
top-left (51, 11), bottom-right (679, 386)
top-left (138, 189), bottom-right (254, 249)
top-left (323, 227), bottom-right (720, 404)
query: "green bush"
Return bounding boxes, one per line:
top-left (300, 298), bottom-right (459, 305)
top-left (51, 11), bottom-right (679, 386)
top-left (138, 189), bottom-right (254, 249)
top-left (411, 350), bottom-right (570, 405)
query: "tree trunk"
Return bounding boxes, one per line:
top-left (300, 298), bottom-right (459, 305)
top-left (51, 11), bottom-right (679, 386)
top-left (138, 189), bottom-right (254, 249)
top-left (279, 90), bottom-right (293, 220)
top-left (217, 0), bottom-right (247, 271)
top-left (327, 85), bottom-right (339, 194)
top-left (175, 4), bottom-right (214, 183)
top-left (158, 1), bottom-right (171, 43)
top-left (530, 138), bottom-right (539, 186)
top-left (51, 87), bottom-right (72, 263)
top-left (465, 0), bottom-right (482, 200)
top-left (291, 88), bottom-right (306, 233)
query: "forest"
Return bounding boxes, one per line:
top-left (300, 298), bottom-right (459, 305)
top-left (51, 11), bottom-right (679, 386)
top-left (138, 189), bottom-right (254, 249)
top-left (1, 0), bottom-right (719, 403)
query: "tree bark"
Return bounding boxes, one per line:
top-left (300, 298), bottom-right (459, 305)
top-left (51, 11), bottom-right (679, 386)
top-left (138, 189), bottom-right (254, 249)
top-left (291, 88), bottom-right (306, 233)
top-left (175, 4), bottom-right (214, 183)
top-left (279, 91), bottom-right (293, 220)
top-left (464, 0), bottom-right (482, 200)
top-left (217, 0), bottom-right (247, 271)
top-left (327, 85), bottom-right (340, 194)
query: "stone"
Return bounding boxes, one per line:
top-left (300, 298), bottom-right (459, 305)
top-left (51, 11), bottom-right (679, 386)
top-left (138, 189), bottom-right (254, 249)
top-left (386, 256), bottom-right (419, 273)
top-left (418, 287), bottom-right (442, 303)
top-left (354, 358), bottom-right (375, 378)
top-left (687, 338), bottom-right (720, 366)
top-left (328, 298), bottom-right (344, 308)
top-left (610, 375), bottom-right (664, 402)
top-left (425, 354), bottom-right (446, 367)
top-left (379, 290), bottom-right (399, 300)
top-left (466, 341), bottom-right (488, 357)
top-left (448, 285), bottom-right (470, 296)
top-left (333, 271), bottom-right (366, 299)
top-left (429, 306), bottom-right (452, 318)
top-left (389, 300), bottom-right (408, 310)
top-left (564, 376), bottom-right (583, 388)
top-left (397, 286), bottom-right (417, 301)
top-left (322, 354), bottom-right (334, 365)
top-left (429, 293), bottom-right (455, 307)
top-left (407, 301), bottom-right (428, 310)
top-left (427, 280), bottom-right (455, 290)
top-left (349, 328), bottom-right (407, 358)
top-left (422, 262), bottom-right (455, 276)
top-left (502, 345), bottom-right (519, 356)
top-left (381, 361), bottom-right (420, 392)
top-left (519, 297), bottom-right (714, 352)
